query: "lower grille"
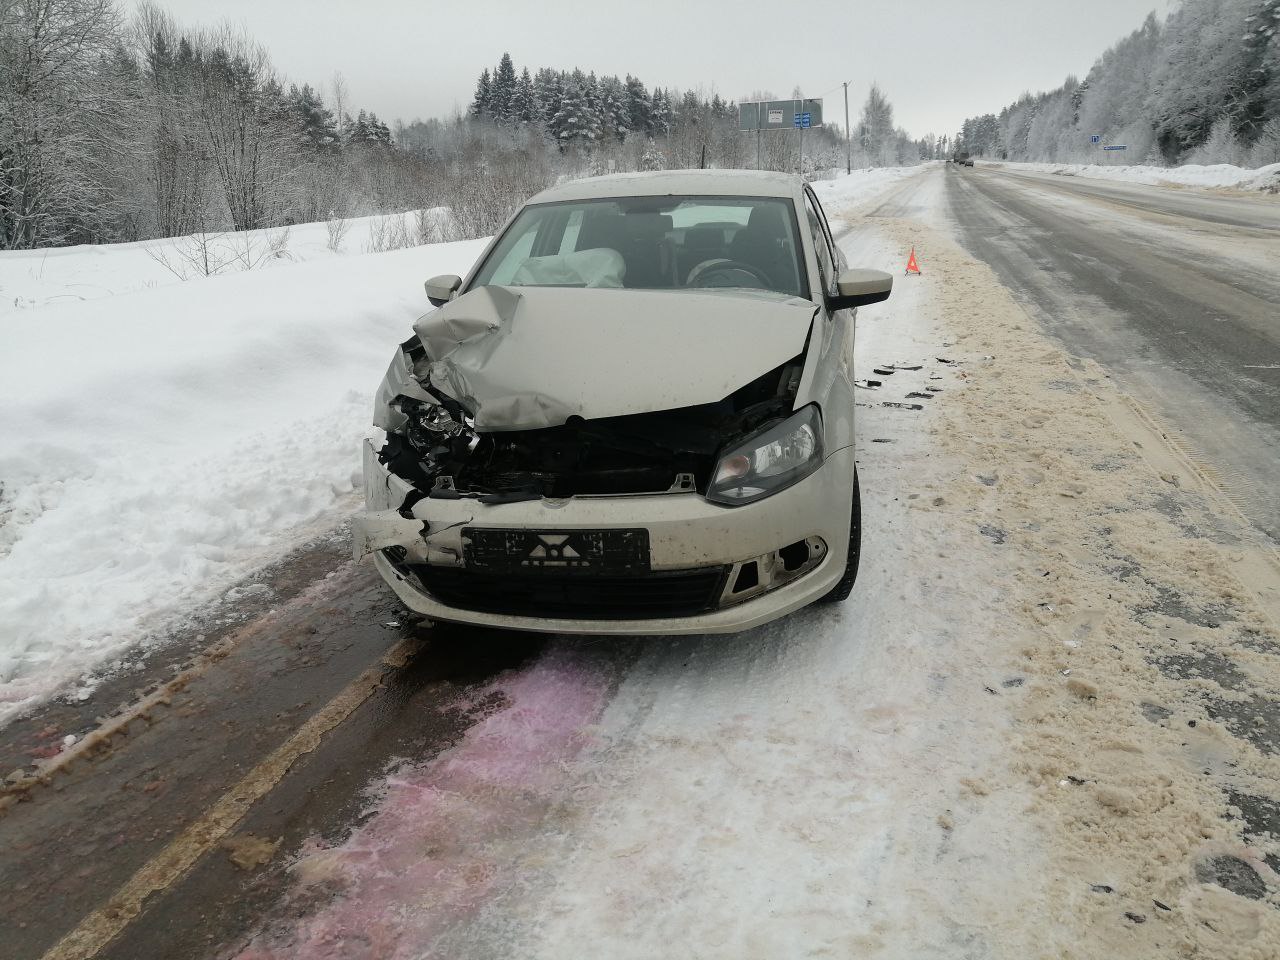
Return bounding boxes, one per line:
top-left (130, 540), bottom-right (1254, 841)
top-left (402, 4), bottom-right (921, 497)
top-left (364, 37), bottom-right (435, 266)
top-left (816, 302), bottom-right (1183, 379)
top-left (409, 564), bottom-right (730, 620)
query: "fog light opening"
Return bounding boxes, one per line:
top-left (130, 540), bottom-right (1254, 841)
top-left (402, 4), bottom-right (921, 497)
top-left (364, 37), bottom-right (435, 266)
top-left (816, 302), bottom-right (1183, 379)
top-left (779, 540), bottom-right (810, 572)
top-left (719, 537), bottom-right (828, 608)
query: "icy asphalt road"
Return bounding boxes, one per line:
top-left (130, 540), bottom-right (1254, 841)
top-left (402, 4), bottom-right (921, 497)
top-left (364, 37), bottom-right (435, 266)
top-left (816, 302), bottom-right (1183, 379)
top-left (4, 167), bottom-right (1280, 959)
top-left (938, 163), bottom-right (1280, 543)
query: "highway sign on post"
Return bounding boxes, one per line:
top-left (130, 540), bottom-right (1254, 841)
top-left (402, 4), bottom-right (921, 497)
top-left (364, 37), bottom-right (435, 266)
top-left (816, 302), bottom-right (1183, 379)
top-left (740, 98), bottom-right (824, 175)
top-left (1090, 135), bottom-right (1101, 144)
top-left (739, 98), bottom-right (824, 130)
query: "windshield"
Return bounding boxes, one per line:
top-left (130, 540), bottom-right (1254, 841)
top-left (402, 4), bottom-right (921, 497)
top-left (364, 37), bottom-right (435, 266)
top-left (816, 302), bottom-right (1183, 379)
top-left (468, 195), bottom-right (808, 299)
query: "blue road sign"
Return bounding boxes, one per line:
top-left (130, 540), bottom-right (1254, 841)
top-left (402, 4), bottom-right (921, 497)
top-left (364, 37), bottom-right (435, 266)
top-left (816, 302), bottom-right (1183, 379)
top-left (793, 112), bottom-right (812, 129)
top-left (1103, 144), bottom-right (1128, 151)
top-left (1090, 135), bottom-right (1101, 144)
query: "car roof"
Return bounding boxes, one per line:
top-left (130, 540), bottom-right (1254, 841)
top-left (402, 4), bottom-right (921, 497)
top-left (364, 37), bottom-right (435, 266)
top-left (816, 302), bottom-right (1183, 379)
top-left (526, 169), bottom-right (805, 205)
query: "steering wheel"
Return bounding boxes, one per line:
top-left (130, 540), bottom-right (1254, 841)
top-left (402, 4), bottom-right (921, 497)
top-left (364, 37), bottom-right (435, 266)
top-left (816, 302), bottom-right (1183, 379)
top-left (686, 258), bottom-right (773, 290)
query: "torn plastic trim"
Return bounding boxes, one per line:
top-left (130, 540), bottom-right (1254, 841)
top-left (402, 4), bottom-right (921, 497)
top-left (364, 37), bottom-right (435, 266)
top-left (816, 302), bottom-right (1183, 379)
top-left (719, 536), bottom-right (828, 607)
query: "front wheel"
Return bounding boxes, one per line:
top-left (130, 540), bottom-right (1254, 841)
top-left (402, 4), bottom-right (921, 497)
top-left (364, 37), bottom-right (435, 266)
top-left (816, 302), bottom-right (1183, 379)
top-left (816, 469), bottom-right (861, 604)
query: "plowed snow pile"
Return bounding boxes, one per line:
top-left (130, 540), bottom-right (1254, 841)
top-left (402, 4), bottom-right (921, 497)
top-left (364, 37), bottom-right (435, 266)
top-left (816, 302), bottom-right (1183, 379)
top-left (984, 159), bottom-right (1280, 193)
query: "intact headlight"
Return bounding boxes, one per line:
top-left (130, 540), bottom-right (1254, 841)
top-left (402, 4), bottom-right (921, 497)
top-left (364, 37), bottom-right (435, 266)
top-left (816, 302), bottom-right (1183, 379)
top-left (707, 405), bottom-right (823, 506)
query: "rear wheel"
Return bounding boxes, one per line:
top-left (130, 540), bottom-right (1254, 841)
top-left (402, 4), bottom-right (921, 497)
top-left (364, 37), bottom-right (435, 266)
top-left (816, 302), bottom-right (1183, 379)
top-left (817, 469), bottom-right (862, 604)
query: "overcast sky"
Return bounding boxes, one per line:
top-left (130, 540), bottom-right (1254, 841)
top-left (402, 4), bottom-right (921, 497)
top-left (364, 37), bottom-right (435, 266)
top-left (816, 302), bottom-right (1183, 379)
top-left (158, 0), bottom-right (1170, 138)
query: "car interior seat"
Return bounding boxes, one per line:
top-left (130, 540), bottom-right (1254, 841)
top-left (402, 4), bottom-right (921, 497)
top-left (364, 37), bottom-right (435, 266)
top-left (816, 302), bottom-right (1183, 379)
top-left (679, 226), bottom-right (728, 283)
top-left (728, 205), bottom-right (798, 294)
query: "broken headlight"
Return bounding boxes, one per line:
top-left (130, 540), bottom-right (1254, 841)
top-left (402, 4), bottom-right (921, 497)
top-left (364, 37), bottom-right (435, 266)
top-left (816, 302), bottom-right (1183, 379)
top-left (706, 404), bottom-right (823, 506)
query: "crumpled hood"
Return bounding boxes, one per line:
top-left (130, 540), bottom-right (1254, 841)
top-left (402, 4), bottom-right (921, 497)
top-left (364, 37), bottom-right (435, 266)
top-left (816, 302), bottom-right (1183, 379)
top-left (413, 285), bottom-right (817, 431)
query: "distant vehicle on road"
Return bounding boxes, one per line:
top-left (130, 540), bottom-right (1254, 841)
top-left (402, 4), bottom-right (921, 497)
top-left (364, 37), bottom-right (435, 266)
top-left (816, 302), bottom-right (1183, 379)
top-left (356, 169), bottom-right (894, 634)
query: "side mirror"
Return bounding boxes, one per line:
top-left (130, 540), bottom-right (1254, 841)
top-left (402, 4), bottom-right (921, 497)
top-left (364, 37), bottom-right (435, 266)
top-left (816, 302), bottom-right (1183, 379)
top-left (424, 274), bottom-right (462, 307)
top-left (829, 268), bottom-right (893, 311)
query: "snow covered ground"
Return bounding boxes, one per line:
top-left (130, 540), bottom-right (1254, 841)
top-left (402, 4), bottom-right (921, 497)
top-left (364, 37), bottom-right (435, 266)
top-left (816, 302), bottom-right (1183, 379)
top-left (0, 166), bottom-right (928, 726)
top-left (982, 159), bottom-right (1280, 193)
top-left (0, 217), bottom-right (487, 723)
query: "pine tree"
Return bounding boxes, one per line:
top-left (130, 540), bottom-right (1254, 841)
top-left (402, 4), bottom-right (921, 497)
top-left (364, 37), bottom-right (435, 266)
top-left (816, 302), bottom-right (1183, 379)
top-left (513, 67), bottom-right (536, 124)
top-left (649, 88), bottom-right (672, 137)
top-left (624, 75), bottom-right (650, 137)
top-left (352, 109), bottom-right (370, 142)
top-left (1240, 0), bottom-right (1280, 142)
top-left (287, 83), bottom-right (338, 150)
top-left (469, 68), bottom-right (492, 119)
top-left (599, 75), bottom-right (629, 141)
top-left (492, 52), bottom-right (517, 123)
top-left (551, 77), bottom-right (600, 145)
top-left (535, 68), bottom-right (564, 126)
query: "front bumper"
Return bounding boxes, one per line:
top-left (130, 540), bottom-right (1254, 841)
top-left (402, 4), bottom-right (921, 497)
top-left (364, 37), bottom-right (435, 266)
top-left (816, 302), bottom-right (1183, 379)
top-left (355, 439), bottom-right (856, 635)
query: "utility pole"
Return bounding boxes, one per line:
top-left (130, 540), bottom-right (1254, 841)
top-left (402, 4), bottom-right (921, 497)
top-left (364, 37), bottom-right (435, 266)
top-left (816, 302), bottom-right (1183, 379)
top-left (843, 81), bottom-right (851, 174)
top-left (797, 96), bottom-right (804, 176)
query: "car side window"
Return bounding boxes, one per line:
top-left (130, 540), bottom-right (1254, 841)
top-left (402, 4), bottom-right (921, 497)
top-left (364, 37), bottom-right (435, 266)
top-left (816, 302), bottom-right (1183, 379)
top-left (803, 192), bottom-right (837, 296)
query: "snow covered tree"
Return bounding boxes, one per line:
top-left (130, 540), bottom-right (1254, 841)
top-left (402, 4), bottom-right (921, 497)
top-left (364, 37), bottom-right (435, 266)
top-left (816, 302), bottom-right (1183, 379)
top-left (598, 74), bottom-right (629, 141)
top-left (287, 83), bottom-right (338, 150)
top-left (0, 0), bottom-right (129, 247)
top-left (469, 68), bottom-right (492, 119)
top-left (858, 83), bottom-right (895, 164)
top-left (491, 52), bottom-right (516, 123)
top-left (649, 87), bottom-right (672, 138)
top-left (533, 67), bottom-right (563, 127)
top-left (550, 76), bottom-right (600, 145)
top-left (624, 75), bottom-right (650, 136)
top-left (512, 67), bottom-right (535, 125)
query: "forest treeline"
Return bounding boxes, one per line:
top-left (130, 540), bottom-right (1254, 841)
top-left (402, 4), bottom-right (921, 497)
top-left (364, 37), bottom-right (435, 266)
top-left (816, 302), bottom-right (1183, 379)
top-left (0, 0), bottom-right (936, 250)
top-left (956, 0), bottom-right (1280, 165)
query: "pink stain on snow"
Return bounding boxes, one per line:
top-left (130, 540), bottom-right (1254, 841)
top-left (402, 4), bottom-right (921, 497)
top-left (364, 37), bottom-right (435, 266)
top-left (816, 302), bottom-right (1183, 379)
top-left (233, 648), bottom-right (612, 960)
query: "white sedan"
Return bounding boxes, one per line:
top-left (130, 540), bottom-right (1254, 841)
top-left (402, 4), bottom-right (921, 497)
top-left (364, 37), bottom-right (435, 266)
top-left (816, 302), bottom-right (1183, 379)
top-left (355, 169), bottom-right (892, 634)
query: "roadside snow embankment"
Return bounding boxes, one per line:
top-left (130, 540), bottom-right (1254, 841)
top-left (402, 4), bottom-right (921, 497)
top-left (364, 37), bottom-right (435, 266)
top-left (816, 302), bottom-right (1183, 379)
top-left (810, 163), bottom-right (931, 214)
top-left (0, 228), bottom-right (487, 723)
top-left (985, 159), bottom-right (1280, 193)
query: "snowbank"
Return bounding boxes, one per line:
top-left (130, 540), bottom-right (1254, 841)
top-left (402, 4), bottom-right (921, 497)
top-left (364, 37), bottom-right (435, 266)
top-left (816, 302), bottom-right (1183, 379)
top-left (809, 163), bottom-right (930, 209)
top-left (0, 209), bottom-right (451, 314)
top-left (985, 159), bottom-right (1280, 192)
top-left (0, 224), bottom-right (488, 723)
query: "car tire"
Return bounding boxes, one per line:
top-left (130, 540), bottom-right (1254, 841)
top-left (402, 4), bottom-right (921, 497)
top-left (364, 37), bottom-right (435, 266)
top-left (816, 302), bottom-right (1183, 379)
top-left (817, 469), bottom-right (862, 604)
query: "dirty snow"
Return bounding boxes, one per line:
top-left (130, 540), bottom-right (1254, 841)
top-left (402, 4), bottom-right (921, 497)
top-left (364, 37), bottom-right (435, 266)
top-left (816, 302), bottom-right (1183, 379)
top-left (0, 222), bottom-right (488, 723)
top-left (983, 159), bottom-right (1280, 193)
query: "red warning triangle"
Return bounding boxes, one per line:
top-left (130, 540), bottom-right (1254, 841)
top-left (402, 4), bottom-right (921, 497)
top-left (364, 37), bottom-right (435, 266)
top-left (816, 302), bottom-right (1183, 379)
top-left (905, 247), bottom-right (922, 275)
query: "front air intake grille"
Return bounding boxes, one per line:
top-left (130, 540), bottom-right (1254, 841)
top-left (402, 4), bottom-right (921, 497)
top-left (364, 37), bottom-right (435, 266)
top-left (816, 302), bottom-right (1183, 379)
top-left (409, 564), bottom-right (729, 620)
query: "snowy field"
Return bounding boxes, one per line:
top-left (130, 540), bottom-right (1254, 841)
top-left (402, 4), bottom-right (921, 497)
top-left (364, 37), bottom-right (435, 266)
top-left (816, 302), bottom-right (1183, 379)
top-left (0, 215), bottom-right (488, 723)
top-left (981, 159), bottom-right (1280, 193)
top-left (0, 166), bottom-right (924, 725)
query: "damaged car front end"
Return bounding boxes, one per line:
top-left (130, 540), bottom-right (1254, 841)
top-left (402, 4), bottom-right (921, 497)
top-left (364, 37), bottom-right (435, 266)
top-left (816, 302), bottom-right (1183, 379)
top-left (354, 174), bottom-right (890, 634)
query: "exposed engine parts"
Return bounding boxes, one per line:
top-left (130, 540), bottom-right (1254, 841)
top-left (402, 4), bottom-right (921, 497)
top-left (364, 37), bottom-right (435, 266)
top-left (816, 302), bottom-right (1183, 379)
top-left (379, 357), bottom-right (805, 501)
